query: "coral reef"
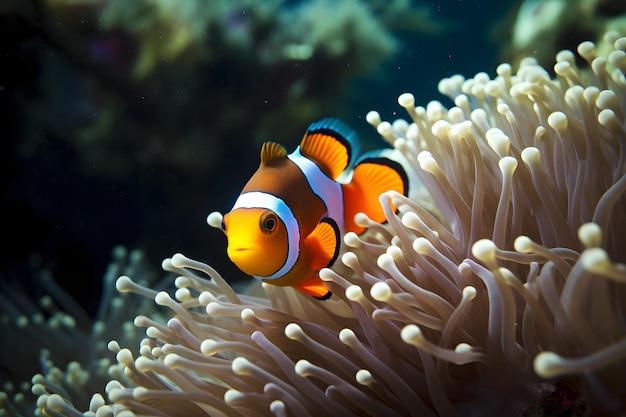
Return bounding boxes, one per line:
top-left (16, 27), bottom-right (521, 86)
top-left (498, 0), bottom-right (626, 70)
top-left (12, 33), bottom-right (626, 416)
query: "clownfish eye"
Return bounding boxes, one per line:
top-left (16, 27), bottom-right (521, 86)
top-left (260, 211), bottom-right (278, 234)
top-left (221, 219), bottom-right (226, 231)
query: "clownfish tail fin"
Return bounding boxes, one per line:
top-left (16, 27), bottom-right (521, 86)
top-left (343, 157), bottom-right (408, 234)
top-left (299, 118), bottom-right (361, 180)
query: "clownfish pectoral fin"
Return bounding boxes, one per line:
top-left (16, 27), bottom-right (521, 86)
top-left (300, 118), bottom-right (360, 180)
top-left (304, 218), bottom-right (340, 270)
top-left (343, 157), bottom-right (409, 234)
top-left (293, 275), bottom-right (332, 300)
top-left (260, 141), bottom-right (288, 164)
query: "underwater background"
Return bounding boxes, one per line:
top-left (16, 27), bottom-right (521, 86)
top-left (3, 0), bottom-right (515, 314)
top-left (2, 1), bottom-right (626, 414)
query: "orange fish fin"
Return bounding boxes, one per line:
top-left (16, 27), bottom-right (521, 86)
top-left (304, 218), bottom-right (340, 270)
top-left (293, 275), bottom-right (332, 299)
top-left (260, 141), bottom-right (288, 164)
top-left (343, 158), bottom-right (408, 234)
top-left (299, 118), bottom-right (358, 180)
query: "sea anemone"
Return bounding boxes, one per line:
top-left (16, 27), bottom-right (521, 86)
top-left (30, 33), bottom-right (626, 416)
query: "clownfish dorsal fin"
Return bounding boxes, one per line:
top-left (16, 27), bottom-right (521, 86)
top-left (260, 141), bottom-right (288, 165)
top-left (304, 218), bottom-right (340, 271)
top-left (300, 118), bottom-right (360, 180)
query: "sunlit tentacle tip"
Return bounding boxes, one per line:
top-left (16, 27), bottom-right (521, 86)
top-left (174, 288), bottom-right (192, 302)
top-left (547, 111), bottom-right (568, 132)
top-left (224, 389), bottom-right (244, 405)
top-left (200, 339), bottom-right (218, 355)
top-left (341, 252), bottom-right (359, 268)
top-left (471, 239), bottom-right (497, 262)
top-left (499, 156), bottom-right (518, 174)
top-left (430, 120), bottom-right (450, 139)
top-left (533, 351), bottom-right (566, 378)
top-left (578, 223), bottom-right (603, 248)
top-left (513, 235), bottom-right (534, 253)
top-left (284, 323), bottom-right (304, 341)
top-left (170, 253), bottom-right (189, 268)
top-left (496, 62), bottom-right (512, 77)
top-left (161, 257), bottom-right (173, 270)
top-left (614, 36), bottom-right (626, 50)
top-left (577, 40), bottom-right (596, 61)
top-left (453, 343), bottom-right (471, 354)
top-left (115, 348), bottom-right (134, 367)
top-left (353, 212), bottom-right (371, 228)
top-left (107, 340), bottom-right (121, 353)
top-left (207, 211), bottom-right (224, 229)
top-left (608, 50), bottom-right (626, 68)
top-left (376, 253), bottom-right (394, 270)
top-left (270, 400), bottom-right (285, 415)
top-left (318, 268), bottom-right (337, 282)
top-left (154, 291), bottom-right (172, 306)
top-left (598, 109), bottom-right (620, 130)
top-left (418, 154), bottom-right (439, 173)
top-left (339, 328), bottom-right (357, 346)
top-left (295, 359), bottom-right (314, 376)
top-left (462, 286), bottom-right (477, 300)
top-left (394, 137), bottom-right (408, 152)
top-left (356, 369), bottom-right (374, 385)
top-left (46, 394), bottom-right (70, 413)
top-left (343, 232), bottom-right (361, 247)
top-left (401, 211), bottom-right (420, 229)
top-left (580, 248), bottom-right (611, 273)
top-left (231, 357), bottom-right (251, 375)
top-left (412, 237), bottom-right (432, 255)
top-left (115, 275), bottom-right (133, 292)
top-left (370, 282), bottom-right (392, 301)
top-left (88, 393), bottom-right (106, 412)
top-left (345, 285), bottom-right (364, 301)
top-left (365, 110), bottom-right (381, 127)
top-left (400, 324), bottom-right (422, 346)
top-left (377, 121), bottom-right (392, 136)
top-left (198, 291), bottom-right (215, 305)
top-left (521, 147), bottom-right (541, 165)
top-left (240, 308), bottom-right (256, 322)
top-left (416, 150), bottom-right (432, 163)
top-left (132, 386), bottom-right (150, 400)
top-left (398, 92), bottom-right (415, 109)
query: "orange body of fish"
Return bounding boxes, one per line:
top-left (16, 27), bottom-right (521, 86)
top-left (214, 118), bottom-right (408, 299)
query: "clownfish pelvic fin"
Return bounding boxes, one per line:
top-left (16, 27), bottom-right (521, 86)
top-left (291, 218), bottom-right (339, 299)
top-left (304, 218), bottom-right (340, 270)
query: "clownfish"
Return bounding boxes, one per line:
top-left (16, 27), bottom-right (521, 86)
top-left (210, 118), bottom-right (408, 299)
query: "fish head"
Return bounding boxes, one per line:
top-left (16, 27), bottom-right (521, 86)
top-left (222, 207), bottom-right (288, 277)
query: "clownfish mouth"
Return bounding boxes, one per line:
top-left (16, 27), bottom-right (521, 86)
top-left (227, 244), bottom-right (262, 259)
top-left (228, 244), bottom-right (255, 252)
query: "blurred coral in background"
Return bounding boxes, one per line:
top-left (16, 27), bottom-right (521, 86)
top-left (494, 0), bottom-right (626, 70)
